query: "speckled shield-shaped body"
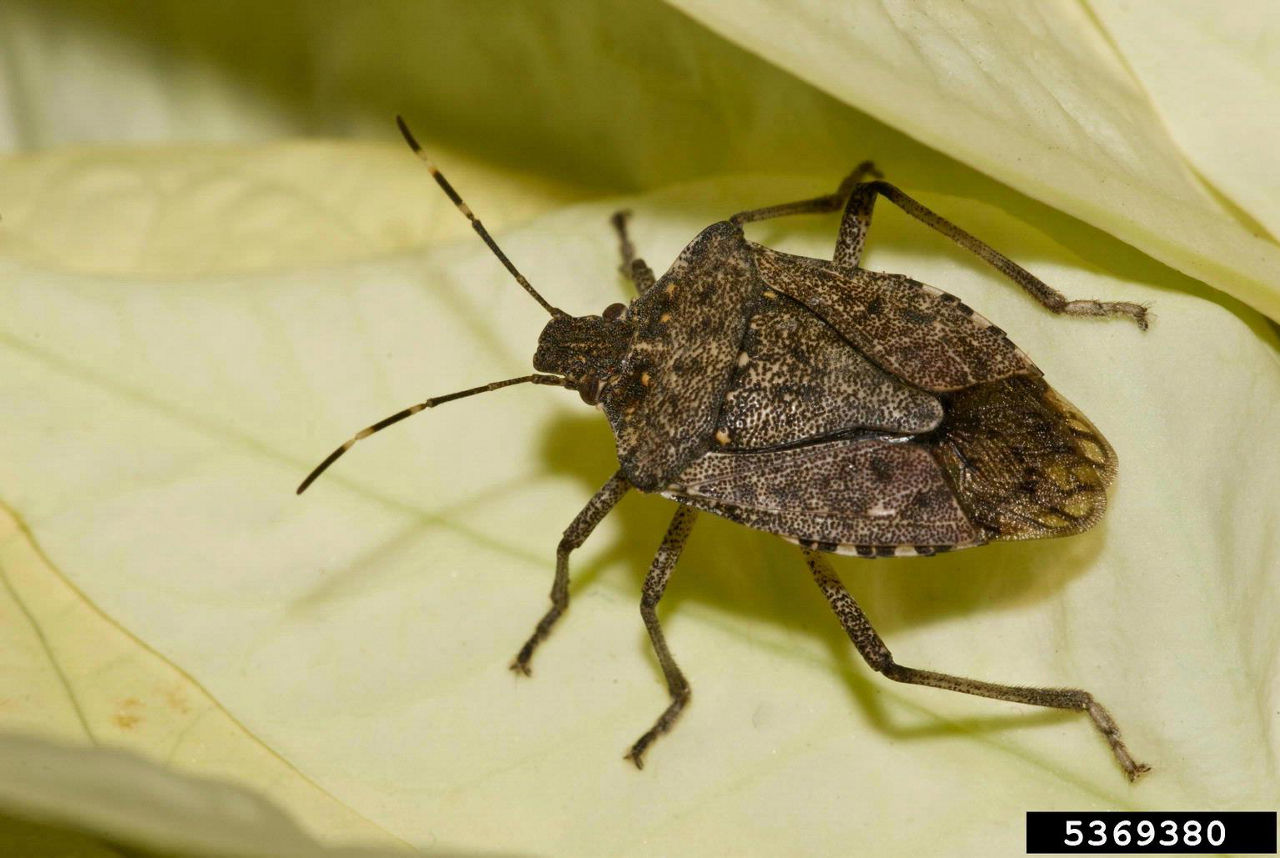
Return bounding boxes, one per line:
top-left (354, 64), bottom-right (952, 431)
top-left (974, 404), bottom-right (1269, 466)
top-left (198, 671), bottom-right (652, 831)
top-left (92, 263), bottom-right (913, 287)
top-left (587, 221), bottom-right (1116, 557)
top-left (304, 131), bottom-right (1150, 779)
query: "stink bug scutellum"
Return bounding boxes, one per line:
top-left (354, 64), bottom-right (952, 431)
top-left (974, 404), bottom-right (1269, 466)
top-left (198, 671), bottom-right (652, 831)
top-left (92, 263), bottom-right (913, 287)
top-left (298, 117), bottom-right (1151, 781)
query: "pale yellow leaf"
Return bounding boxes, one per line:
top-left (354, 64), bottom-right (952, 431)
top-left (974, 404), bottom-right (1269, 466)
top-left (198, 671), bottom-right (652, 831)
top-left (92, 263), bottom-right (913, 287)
top-left (0, 142), bottom-right (589, 277)
top-left (0, 501), bottom-right (402, 848)
top-left (1, 152), bottom-right (1277, 856)
top-left (1, 2), bottom-right (1278, 855)
top-left (665, 0), bottom-right (1280, 319)
top-left (1088, 0), bottom-right (1280, 239)
top-left (0, 733), bottom-right (427, 857)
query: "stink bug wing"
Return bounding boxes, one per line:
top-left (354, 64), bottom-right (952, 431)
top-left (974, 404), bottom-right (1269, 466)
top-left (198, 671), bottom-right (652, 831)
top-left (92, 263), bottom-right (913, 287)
top-left (663, 439), bottom-right (984, 553)
top-left (930, 375), bottom-right (1116, 540)
top-left (752, 245), bottom-right (1036, 392)
top-left (601, 221), bottom-right (762, 490)
top-left (717, 288), bottom-right (942, 449)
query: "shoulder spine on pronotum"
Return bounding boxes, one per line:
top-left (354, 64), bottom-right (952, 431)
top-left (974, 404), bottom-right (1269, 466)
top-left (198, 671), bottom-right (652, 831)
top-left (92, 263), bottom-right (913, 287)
top-left (298, 116), bottom-right (1152, 781)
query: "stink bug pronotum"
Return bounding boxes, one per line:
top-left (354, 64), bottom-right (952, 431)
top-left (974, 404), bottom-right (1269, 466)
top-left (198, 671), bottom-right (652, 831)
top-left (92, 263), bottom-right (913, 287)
top-left (298, 117), bottom-right (1151, 781)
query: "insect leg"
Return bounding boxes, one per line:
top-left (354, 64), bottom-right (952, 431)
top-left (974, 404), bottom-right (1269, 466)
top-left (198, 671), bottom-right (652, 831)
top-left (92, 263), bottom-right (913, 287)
top-left (729, 161), bottom-right (882, 226)
top-left (837, 180), bottom-right (1149, 329)
top-left (832, 182), bottom-right (880, 270)
top-left (626, 505), bottom-right (698, 769)
top-left (610, 210), bottom-right (656, 294)
top-left (511, 471), bottom-right (630, 675)
top-left (803, 549), bottom-right (1150, 782)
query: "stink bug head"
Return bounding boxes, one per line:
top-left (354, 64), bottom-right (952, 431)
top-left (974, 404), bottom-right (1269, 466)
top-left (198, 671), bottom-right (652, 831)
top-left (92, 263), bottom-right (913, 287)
top-left (533, 309), bottom-right (632, 404)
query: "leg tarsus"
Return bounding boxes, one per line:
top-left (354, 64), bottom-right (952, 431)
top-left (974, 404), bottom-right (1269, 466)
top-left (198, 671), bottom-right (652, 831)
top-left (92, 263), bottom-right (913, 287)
top-left (1060, 299), bottom-right (1151, 331)
top-left (625, 684), bottom-right (690, 769)
top-left (510, 472), bottom-right (629, 675)
top-left (804, 549), bottom-right (1149, 781)
top-left (1086, 698), bottom-right (1152, 782)
top-left (626, 506), bottom-right (697, 769)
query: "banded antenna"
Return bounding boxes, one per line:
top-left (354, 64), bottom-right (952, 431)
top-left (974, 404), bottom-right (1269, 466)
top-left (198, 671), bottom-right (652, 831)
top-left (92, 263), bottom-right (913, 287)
top-left (395, 115), bottom-right (565, 318)
top-left (297, 374), bottom-right (567, 494)
top-left (297, 118), bottom-right (575, 494)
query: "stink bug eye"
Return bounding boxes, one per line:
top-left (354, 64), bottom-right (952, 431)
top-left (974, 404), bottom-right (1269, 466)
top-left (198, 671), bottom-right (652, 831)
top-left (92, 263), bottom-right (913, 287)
top-left (576, 374), bottom-right (601, 406)
top-left (299, 117), bottom-right (1152, 781)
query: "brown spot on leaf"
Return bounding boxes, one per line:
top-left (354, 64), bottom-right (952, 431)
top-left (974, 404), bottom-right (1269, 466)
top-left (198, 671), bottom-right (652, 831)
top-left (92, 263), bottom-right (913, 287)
top-left (164, 685), bottom-right (192, 715)
top-left (113, 698), bottom-right (144, 730)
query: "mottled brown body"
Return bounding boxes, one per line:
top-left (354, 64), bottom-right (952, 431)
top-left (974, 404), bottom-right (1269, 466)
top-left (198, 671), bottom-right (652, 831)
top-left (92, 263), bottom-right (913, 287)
top-left (529, 175), bottom-right (1148, 778)
top-left (538, 219), bottom-right (1116, 558)
top-left (301, 124), bottom-right (1151, 781)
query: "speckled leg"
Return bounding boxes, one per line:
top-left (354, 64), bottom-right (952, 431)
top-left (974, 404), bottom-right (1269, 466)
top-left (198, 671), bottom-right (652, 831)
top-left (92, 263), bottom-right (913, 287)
top-left (626, 505), bottom-right (698, 769)
top-left (729, 161), bottom-right (882, 227)
top-left (610, 210), bottom-right (656, 294)
top-left (511, 471), bottom-right (630, 675)
top-left (803, 549), bottom-right (1150, 782)
top-left (833, 181), bottom-right (1148, 329)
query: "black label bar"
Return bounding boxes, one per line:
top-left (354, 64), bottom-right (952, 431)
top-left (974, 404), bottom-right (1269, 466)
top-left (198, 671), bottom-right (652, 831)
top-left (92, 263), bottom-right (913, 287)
top-left (1026, 811), bottom-right (1276, 853)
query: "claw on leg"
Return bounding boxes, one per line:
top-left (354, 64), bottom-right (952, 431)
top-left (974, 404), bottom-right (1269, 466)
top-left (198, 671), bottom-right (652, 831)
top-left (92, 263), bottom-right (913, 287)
top-left (1086, 698), bottom-right (1151, 782)
top-left (625, 687), bottom-right (690, 769)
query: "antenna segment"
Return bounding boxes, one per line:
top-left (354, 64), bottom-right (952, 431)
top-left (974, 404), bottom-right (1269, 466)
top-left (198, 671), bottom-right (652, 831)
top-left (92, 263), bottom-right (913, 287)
top-left (395, 116), bottom-right (565, 318)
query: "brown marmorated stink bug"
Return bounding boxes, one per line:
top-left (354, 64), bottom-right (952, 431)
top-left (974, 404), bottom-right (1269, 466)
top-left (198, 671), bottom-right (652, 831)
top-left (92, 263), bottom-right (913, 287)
top-left (298, 117), bottom-right (1152, 781)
